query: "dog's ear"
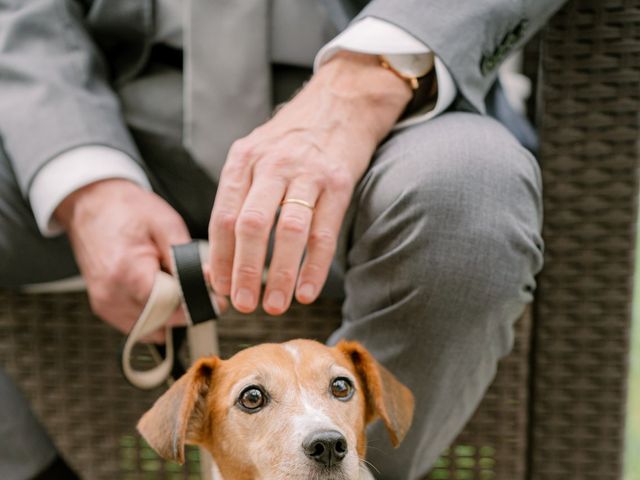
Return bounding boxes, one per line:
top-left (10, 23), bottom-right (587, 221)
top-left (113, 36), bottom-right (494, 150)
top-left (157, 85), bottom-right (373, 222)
top-left (137, 356), bottom-right (219, 463)
top-left (337, 340), bottom-right (414, 447)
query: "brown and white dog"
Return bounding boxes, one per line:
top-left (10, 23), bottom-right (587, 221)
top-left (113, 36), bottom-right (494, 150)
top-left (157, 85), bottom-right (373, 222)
top-left (138, 339), bottom-right (414, 480)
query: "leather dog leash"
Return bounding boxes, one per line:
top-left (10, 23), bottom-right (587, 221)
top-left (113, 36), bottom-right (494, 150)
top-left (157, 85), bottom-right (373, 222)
top-left (122, 241), bottom-right (219, 390)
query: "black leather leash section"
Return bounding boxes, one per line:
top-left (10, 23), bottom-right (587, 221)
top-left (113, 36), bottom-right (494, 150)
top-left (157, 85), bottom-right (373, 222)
top-left (172, 242), bottom-right (217, 325)
top-left (151, 328), bottom-right (188, 381)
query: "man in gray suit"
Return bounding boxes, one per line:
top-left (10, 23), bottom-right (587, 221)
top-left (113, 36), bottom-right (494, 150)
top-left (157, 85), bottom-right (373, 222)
top-left (0, 0), bottom-right (565, 478)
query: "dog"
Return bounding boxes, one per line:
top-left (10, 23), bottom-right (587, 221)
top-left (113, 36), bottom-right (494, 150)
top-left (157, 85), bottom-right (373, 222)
top-left (138, 339), bottom-right (415, 479)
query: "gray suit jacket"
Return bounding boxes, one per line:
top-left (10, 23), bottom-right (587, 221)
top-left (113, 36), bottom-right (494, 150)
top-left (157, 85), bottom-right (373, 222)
top-left (0, 0), bottom-right (566, 199)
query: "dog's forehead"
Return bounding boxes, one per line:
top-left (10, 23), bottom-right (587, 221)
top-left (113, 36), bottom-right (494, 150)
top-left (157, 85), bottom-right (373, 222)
top-left (220, 340), bottom-right (354, 379)
top-left (281, 339), bottom-right (353, 369)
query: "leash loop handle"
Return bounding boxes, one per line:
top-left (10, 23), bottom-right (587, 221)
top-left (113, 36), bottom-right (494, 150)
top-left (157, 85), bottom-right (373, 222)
top-left (121, 271), bottom-right (180, 390)
top-left (121, 241), bottom-right (219, 390)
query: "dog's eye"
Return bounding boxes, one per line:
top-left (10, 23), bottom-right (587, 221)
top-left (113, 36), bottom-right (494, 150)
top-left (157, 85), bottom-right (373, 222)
top-left (330, 377), bottom-right (354, 401)
top-left (238, 386), bottom-right (266, 412)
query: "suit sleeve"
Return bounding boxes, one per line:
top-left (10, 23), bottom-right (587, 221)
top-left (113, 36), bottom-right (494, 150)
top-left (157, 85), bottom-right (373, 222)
top-left (0, 0), bottom-right (144, 196)
top-left (353, 0), bottom-right (568, 113)
top-left (314, 18), bottom-right (457, 129)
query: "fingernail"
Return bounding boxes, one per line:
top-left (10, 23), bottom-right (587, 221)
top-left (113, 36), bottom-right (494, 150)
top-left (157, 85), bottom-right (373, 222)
top-left (235, 288), bottom-right (255, 309)
top-left (266, 290), bottom-right (286, 310)
top-left (298, 283), bottom-right (315, 300)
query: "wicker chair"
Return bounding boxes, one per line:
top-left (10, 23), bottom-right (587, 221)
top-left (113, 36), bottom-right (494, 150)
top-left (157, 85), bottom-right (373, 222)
top-left (1, 0), bottom-right (638, 478)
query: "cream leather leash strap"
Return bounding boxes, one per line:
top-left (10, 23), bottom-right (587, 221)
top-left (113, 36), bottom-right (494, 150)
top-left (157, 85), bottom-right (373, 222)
top-left (121, 241), bottom-right (219, 390)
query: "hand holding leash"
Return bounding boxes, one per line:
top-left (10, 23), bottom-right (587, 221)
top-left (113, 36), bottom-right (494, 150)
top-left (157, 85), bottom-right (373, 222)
top-left (122, 241), bottom-right (219, 390)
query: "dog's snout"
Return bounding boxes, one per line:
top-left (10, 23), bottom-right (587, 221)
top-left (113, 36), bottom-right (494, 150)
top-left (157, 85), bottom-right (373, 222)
top-left (302, 430), bottom-right (348, 467)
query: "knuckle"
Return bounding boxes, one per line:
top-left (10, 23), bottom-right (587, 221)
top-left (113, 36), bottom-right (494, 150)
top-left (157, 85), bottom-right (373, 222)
top-left (102, 258), bottom-right (153, 304)
top-left (236, 209), bottom-right (271, 237)
top-left (326, 168), bottom-right (352, 191)
top-left (104, 256), bottom-right (128, 283)
top-left (229, 139), bottom-right (253, 161)
top-left (255, 155), bottom-right (289, 178)
top-left (211, 254), bottom-right (233, 272)
top-left (129, 271), bottom-right (155, 302)
top-left (308, 228), bottom-right (337, 250)
top-left (220, 161), bottom-right (246, 180)
top-left (278, 214), bottom-right (308, 235)
top-left (164, 217), bottom-right (184, 232)
top-left (88, 286), bottom-right (111, 317)
top-left (302, 261), bottom-right (323, 276)
top-left (162, 216), bottom-right (187, 236)
top-left (267, 154), bottom-right (290, 171)
top-left (270, 268), bottom-right (297, 286)
top-left (235, 263), bottom-right (263, 280)
top-left (212, 211), bottom-right (237, 235)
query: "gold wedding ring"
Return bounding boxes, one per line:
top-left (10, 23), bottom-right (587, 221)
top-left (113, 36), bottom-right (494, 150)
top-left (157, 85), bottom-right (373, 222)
top-left (281, 198), bottom-right (315, 210)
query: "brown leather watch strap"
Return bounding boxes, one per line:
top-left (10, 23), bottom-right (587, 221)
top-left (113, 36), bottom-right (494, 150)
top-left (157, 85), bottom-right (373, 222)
top-left (403, 70), bottom-right (437, 117)
top-left (379, 55), bottom-right (437, 118)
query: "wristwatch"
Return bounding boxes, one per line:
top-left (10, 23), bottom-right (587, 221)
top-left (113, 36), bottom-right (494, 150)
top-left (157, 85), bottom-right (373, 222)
top-left (379, 54), bottom-right (437, 116)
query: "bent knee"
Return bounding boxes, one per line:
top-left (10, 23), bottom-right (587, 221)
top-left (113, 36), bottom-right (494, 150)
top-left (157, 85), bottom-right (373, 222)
top-left (362, 113), bottom-right (542, 244)
top-left (354, 113), bottom-right (544, 307)
top-left (376, 113), bottom-right (540, 218)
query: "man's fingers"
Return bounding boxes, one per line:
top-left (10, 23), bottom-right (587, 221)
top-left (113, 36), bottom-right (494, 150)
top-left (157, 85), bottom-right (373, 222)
top-left (148, 208), bottom-right (192, 270)
top-left (202, 264), bottom-right (230, 314)
top-left (88, 253), bottom-right (161, 336)
top-left (263, 183), bottom-right (319, 315)
top-left (126, 253), bottom-right (186, 342)
top-left (147, 207), bottom-right (190, 329)
top-left (230, 175), bottom-right (286, 312)
top-left (124, 254), bottom-right (161, 305)
top-left (296, 191), bottom-right (349, 304)
top-left (208, 154), bottom-right (253, 296)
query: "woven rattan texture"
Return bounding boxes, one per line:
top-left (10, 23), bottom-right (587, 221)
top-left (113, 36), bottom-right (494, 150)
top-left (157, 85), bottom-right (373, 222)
top-left (532, 0), bottom-right (640, 478)
top-left (0, 292), bottom-right (346, 479)
top-left (0, 291), bottom-right (532, 480)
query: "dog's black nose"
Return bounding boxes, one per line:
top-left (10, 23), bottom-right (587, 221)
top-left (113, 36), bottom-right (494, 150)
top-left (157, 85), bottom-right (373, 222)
top-left (302, 430), bottom-right (348, 467)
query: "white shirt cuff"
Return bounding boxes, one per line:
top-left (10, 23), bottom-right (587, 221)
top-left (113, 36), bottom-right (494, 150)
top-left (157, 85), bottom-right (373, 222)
top-left (314, 17), bottom-right (457, 129)
top-left (29, 146), bottom-right (152, 237)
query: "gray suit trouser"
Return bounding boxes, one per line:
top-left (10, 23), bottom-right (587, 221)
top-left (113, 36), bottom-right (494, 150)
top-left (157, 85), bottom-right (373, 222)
top-left (0, 107), bottom-right (543, 478)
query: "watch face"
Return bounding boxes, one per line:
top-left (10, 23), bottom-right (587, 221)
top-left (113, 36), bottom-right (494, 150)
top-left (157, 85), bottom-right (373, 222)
top-left (384, 53), bottom-right (434, 78)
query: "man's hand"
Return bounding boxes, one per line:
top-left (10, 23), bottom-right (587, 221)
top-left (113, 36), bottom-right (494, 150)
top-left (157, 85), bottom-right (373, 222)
top-left (55, 179), bottom-right (191, 342)
top-left (209, 52), bottom-right (413, 315)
